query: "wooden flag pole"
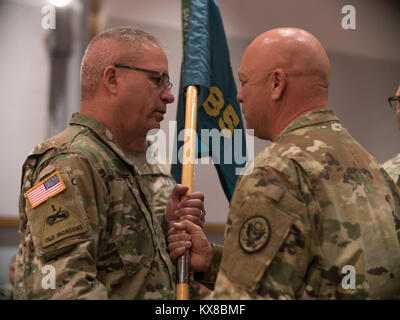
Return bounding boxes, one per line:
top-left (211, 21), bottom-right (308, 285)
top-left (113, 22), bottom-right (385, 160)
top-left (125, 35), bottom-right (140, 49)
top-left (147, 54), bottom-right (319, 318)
top-left (176, 85), bottom-right (198, 300)
top-left (89, 0), bottom-right (99, 39)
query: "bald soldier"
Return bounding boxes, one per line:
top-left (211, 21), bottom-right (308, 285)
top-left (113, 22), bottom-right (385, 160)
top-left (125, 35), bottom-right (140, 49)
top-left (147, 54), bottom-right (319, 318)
top-left (383, 85), bottom-right (400, 186)
top-left (168, 28), bottom-right (400, 299)
top-left (14, 27), bottom-right (206, 299)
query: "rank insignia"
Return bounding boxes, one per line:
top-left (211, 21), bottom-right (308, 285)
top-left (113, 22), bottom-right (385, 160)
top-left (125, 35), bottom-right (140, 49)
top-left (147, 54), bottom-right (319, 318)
top-left (239, 216), bottom-right (271, 253)
top-left (26, 171), bottom-right (66, 208)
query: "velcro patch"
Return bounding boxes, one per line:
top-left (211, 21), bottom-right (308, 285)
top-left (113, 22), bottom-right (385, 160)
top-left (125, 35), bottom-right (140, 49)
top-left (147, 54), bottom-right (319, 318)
top-left (26, 171), bottom-right (66, 208)
top-left (264, 185), bottom-right (284, 202)
top-left (42, 198), bottom-right (87, 248)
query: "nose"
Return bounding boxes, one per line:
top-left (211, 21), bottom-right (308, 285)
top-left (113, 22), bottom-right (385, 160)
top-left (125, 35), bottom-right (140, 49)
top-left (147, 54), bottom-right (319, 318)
top-left (237, 88), bottom-right (243, 103)
top-left (161, 88), bottom-right (175, 104)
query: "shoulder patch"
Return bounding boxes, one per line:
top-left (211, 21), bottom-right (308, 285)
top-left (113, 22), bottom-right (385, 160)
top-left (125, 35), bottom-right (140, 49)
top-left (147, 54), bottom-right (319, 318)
top-left (42, 197), bottom-right (87, 248)
top-left (26, 171), bottom-right (66, 208)
top-left (239, 216), bottom-right (271, 253)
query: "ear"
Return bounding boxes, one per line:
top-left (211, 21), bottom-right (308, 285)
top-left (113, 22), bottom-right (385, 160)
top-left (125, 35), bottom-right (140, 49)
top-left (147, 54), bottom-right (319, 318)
top-left (270, 68), bottom-right (286, 100)
top-left (103, 66), bottom-right (118, 95)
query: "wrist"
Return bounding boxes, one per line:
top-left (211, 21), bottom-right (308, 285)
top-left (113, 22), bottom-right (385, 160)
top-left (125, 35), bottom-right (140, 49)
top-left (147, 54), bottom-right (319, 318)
top-left (202, 242), bottom-right (213, 273)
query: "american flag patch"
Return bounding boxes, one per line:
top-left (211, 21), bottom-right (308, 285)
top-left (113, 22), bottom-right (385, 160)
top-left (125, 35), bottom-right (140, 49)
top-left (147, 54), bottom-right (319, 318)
top-left (26, 171), bottom-right (66, 208)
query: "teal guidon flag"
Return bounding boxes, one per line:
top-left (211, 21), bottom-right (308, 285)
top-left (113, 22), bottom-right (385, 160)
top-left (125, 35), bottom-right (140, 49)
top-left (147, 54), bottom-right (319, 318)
top-left (172, 0), bottom-right (248, 201)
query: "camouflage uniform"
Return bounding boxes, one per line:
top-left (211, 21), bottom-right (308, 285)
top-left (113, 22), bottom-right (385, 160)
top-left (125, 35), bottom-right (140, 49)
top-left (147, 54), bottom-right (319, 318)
top-left (0, 284), bottom-right (13, 300)
top-left (208, 109), bottom-right (400, 299)
top-left (383, 154), bottom-right (400, 187)
top-left (14, 113), bottom-right (176, 299)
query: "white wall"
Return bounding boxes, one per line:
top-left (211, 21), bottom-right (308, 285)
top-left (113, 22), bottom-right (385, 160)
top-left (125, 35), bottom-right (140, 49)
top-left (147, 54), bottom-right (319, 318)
top-left (0, 0), bottom-right (50, 217)
top-left (0, 0), bottom-right (86, 218)
top-left (329, 53), bottom-right (400, 163)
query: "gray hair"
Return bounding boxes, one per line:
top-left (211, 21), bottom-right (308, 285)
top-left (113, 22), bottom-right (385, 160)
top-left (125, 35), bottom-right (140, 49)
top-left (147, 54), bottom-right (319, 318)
top-left (80, 26), bottom-right (162, 101)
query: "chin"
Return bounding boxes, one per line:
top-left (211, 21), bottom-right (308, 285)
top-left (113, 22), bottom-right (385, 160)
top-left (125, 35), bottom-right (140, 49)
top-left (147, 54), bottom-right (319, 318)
top-left (148, 122), bottom-right (161, 132)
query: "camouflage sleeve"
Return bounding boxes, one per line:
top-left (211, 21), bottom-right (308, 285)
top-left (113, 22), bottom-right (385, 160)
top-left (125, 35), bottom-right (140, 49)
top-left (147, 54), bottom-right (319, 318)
top-left (156, 176), bottom-right (175, 237)
top-left (0, 284), bottom-right (13, 300)
top-left (189, 272), bottom-right (214, 299)
top-left (16, 154), bottom-right (109, 299)
top-left (213, 164), bottom-right (313, 299)
top-left (13, 243), bottom-right (23, 297)
top-left (382, 154), bottom-right (400, 188)
top-left (194, 243), bottom-right (223, 291)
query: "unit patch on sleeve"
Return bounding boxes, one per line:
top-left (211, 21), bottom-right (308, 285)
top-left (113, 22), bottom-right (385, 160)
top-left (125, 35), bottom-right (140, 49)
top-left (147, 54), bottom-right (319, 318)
top-left (42, 197), bottom-right (88, 248)
top-left (239, 216), bottom-right (271, 253)
top-left (26, 171), bottom-right (66, 208)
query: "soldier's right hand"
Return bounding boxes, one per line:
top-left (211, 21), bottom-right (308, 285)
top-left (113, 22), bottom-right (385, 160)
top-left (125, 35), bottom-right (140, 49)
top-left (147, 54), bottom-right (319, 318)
top-left (167, 220), bottom-right (213, 273)
top-left (165, 184), bottom-right (206, 228)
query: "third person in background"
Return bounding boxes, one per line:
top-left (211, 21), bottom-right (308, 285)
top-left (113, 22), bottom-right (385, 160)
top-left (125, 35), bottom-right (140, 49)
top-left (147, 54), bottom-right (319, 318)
top-left (383, 84), bottom-right (400, 187)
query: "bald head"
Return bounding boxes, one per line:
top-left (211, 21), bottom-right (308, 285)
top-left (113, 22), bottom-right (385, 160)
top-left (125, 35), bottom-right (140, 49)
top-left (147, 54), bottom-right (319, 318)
top-left (237, 28), bottom-right (331, 141)
top-left (80, 27), bottom-right (162, 101)
top-left (245, 28), bottom-right (330, 88)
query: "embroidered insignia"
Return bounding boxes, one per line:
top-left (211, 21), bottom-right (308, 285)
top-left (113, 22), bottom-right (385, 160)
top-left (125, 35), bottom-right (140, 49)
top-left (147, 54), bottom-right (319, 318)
top-left (42, 198), bottom-right (87, 248)
top-left (46, 205), bottom-right (70, 225)
top-left (239, 216), bottom-right (271, 253)
top-left (26, 171), bottom-right (66, 208)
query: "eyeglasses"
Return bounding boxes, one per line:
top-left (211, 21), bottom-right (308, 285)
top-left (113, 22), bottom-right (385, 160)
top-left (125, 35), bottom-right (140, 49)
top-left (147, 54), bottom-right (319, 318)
top-left (114, 64), bottom-right (172, 90)
top-left (388, 96), bottom-right (400, 111)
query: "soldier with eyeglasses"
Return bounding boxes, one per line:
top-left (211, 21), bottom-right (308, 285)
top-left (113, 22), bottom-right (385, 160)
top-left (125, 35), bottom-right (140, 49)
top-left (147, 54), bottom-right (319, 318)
top-left (14, 27), bottom-right (206, 300)
top-left (383, 85), bottom-right (400, 187)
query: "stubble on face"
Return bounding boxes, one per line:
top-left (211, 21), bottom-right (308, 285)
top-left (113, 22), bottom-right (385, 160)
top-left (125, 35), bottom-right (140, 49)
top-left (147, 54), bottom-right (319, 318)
top-left (112, 42), bottom-right (172, 151)
top-left (121, 43), bottom-right (170, 131)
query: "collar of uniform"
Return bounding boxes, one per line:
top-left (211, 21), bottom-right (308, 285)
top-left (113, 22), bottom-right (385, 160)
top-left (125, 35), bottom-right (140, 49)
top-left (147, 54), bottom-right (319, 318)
top-left (69, 112), bottom-right (139, 170)
top-left (126, 149), bottom-right (156, 175)
top-left (274, 109), bottom-right (339, 142)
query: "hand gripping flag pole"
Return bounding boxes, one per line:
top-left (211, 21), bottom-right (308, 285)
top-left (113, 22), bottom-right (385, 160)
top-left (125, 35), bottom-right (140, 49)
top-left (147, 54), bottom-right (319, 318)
top-left (176, 85), bottom-right (198, 300)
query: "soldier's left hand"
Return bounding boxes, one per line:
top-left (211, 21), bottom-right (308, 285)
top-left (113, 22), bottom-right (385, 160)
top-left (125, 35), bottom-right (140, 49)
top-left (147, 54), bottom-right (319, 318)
top-left (165, 184), bottom-right (206, 228)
